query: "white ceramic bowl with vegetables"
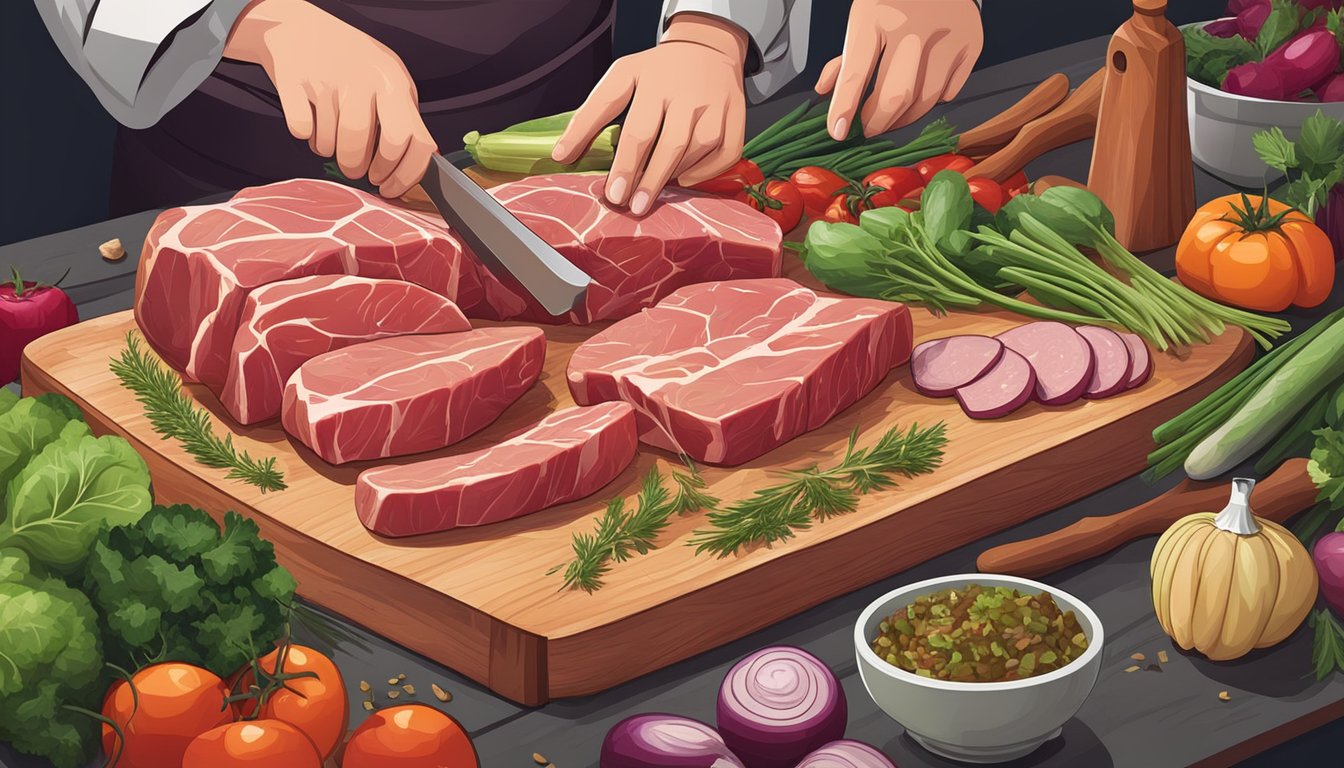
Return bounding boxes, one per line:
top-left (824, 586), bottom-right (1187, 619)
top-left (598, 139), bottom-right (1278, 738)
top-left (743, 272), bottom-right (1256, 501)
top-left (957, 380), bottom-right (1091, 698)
top-left (1185, 18), bottom-right (1344, 187)
top-left (854, 574), bottom-right (1104, 764)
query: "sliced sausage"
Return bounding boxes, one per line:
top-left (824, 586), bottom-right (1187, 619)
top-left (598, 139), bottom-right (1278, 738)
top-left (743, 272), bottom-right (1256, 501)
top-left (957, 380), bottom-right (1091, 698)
top-left (1077, 326), bottom-right (1132, 399)
top-left (1120, 333), bottom-right (1153, 390)
top-left (955, 348), bottom-right (1036, 419)
top-left (996, 322), bottom-right (1095, 405)
top-left (910, 335), bottom-right (1005, 397)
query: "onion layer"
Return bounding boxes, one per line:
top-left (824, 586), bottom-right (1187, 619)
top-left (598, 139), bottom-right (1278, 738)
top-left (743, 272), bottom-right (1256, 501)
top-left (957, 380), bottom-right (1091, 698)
top-left (600, 713), bottom-right (745, 768)
top-left (716, 646), bottom-right (847, 768)
top-left (795, 739), bottom-right (897, 768)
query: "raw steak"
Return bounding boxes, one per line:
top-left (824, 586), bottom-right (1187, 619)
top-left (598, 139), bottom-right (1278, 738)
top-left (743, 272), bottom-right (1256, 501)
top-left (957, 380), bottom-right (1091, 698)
top-left (954, 348), bottom-right (1036, 419)
top-left (566, 279), bottom-right (914, 466)
top-left (1077, 326), bottom-right (1132, 399)
top-left (475, 174), bottom-right (784, 323)
top-left (996, 322), bottom-right (1095, 406)
top-left (283, 327), bottom-right (546, 464)
top-left (910, 335), bottom-right (1004, 397)
top-left (135, 179), bottom-right (483, 387)
top-left (222, 275), bottom-right (470, 425)
top-left (355, 402), bottom-right (637, 537)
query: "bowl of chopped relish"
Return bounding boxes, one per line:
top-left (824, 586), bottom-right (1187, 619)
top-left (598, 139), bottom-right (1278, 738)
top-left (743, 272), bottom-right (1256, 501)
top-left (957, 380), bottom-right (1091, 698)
top-left (854, 574), bottom-right (1104, 764)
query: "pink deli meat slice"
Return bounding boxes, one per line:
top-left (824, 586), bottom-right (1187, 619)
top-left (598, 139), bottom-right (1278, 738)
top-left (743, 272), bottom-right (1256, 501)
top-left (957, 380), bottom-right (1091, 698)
top-left (996, 322), bottom-right (1094, 406)
top-left (1076, 326), bottom-right (1133, 399)
top-left (566, 279), bottom-right (914, 466)
top-left (910, 335), bottom-right (1005, 397)
top-left (282, 327), bottom-right (546, 464)
top-left (355, 402), bottom-right (637, 537)
top-left (221, 275), bottom-right (470, 425)
top-left (954, 348), bottom-right (1036, 419)
top-left (1120, 333), bottom-right (1154, 389)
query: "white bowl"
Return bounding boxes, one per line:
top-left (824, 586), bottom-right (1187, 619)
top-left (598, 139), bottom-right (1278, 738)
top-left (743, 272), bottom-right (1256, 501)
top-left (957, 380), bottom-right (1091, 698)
top-left (854, 574), bottom-right (1104, 764)
top-left (1186, 19), bottom-right (1344, 187)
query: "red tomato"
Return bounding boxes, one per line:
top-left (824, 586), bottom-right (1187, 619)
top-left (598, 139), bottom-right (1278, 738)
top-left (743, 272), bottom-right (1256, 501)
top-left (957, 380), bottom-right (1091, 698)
top-left (1, 272), bottom-right (78, 384)
top-left (967, 177), bottom-right (1007, 214)
top-left (182, 720), bottom-right (322, 767)
top-left (343, 705), bottom-right (480, 768)
top-left (102, 663), bottom-right (234, 768)
top-left (821, 195), bottom-right (860, 224)
top-left (744, 180), bottom-right (805, 231)
top-left (862, 166), bottom-right (924, 208)
top-left (915, 153), bottom-right (974, 182)
top-left (237, 644), bottom-right (347, 760)
top-left (686, 158), bottom-right (764, 197)
top-left (789, 166), bottom-right (850, 215)
top-left (1002, 170), bottom-right (1029, 197)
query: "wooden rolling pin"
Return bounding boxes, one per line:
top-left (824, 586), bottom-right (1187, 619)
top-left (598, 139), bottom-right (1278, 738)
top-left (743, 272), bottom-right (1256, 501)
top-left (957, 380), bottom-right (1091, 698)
top-left (956, 73), bottom-right (1072, 159)
top-left (976, 458), bottom-right (1318, 578)
top-left (965, 68), bottom-right (1105, 183)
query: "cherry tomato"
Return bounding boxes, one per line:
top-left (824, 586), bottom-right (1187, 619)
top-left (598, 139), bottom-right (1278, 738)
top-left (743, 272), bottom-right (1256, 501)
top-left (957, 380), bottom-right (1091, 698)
top-left (915, 153), bottom-right (974, 183)
top-left (686, 158), bottom-right (765, 197)
top-left (744, 179), bottom-right (805, 231)
top-left (237, 644), bottom-right (347, 760)
top-left (862, 166), bottom-right (924, 208)
top-left (343, 705), bottom-right (480, 768)
top-left (1002, 170), bottom-right (1030, 197)
top-left (821, 195), bottom-right (860, 224)
top-left (789, 166), bottom-right (850, 215)
top-left (967, 176), bottom-right (1007, 214)
top-left (101, 663), bottom-right (234, 768)
top-left (182, 720), bottom-right (322, 767)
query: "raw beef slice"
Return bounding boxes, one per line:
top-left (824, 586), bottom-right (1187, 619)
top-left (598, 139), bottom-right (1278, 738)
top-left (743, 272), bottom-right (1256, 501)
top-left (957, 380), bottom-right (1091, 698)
top-left (222, 275), bottom-right (470, 425)
top-left (283, 327), bottom-right (546, 464)
top-left (566, 279), bottom-right (914, 466)
top-left (475, 174), bottom-right (784, 323)
top-left (135, 179), bottom-right (483, 387)
top-left (356, 402), bottom-right (637, 537)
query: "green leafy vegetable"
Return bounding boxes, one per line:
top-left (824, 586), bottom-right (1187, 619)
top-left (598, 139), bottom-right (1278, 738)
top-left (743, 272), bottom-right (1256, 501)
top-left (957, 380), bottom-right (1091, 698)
top-left (110, 331), bottom-right (287, 492)
top-left (0, 387), bottom-right (17, 416)
top-left (1310, 608), bottom-right (1344, 681)
top-left (689, 422), bottom-right (947, 558)
top-left (1257, 0), bottom-right (1303, 57)
top-left (0, 395), bottom-right (73, 492)
top-left (1255, 110), bottom-right (1344, 217)
top-left (82, 504), bottom-right (297, 675)
top-left (0, 428), bottom-right (152, 571)
top-left (0, 547), bottom-right (104, 768)
top-left (1308, 426), bottom-right (1344, 511)
top-left (1183, 25), bottom-right (1259, 88)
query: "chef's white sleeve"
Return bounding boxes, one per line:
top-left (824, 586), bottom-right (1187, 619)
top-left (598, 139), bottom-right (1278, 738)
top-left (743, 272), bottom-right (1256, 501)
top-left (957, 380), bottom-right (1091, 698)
top-left (33, 0), bottom-right (255, 129)
top-left (660, 0), bottom-right (813, 103)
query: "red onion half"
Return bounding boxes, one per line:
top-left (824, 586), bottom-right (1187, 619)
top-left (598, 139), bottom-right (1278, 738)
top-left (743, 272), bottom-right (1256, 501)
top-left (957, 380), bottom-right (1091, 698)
top-left (795, 740), bottom-right (897, 768)
top-left (600, 714), bottom-right (745, 768)
top-left (716, 646), bottom-right (847, 768)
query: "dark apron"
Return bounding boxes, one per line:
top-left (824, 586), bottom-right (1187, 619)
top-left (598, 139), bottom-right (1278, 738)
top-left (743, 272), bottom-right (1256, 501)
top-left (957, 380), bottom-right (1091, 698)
top-left (109, 0), bottom-right (615, 216)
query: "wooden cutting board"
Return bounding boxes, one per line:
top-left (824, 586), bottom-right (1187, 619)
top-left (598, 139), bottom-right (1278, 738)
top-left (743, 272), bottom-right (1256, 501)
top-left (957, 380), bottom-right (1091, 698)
top-left (21, 257), bottom-right (1252, 707)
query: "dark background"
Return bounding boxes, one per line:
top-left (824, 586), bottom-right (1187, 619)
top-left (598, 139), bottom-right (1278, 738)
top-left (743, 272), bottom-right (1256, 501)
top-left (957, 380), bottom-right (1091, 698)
top-left (0, 0), bottom-right (1230, 246)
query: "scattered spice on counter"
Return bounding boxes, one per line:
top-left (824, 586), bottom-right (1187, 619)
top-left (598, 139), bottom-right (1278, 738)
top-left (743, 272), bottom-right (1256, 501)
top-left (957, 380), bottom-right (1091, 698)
top-left (99, 238), bottom-right (126, 262)
top-left (387, 677), bottom-right (400, 685)
top-left (358, 680), bottom-right (371, 693)
top-left (1158, 650), bottom-right (1169, 664)
top-left (402, 684), bottom-right (415, 695)
top-left (387, 690), bottom-right (400, 699)
top-left (1124, 665), bottom-right (1141, 673)
top-left (1130, 652), bottom-right (1145, 661)
top-left (533, 753), bottom-right (548, 765)
top-left (1219, 691), bottom-right (1231, 702)
top-left (432, 683), bottom-right (452, 702)
top-left (362, 701), bottom-right (374, 711)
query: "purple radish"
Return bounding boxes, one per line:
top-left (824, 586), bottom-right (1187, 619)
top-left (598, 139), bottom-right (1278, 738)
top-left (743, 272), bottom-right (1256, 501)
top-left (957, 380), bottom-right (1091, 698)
top-left (1224, 60), bottom-right (1287, 99)
top-left (1237, 1), bottom-right (1271, 40)
top-left (1315, 73), bottom-right (1344, 102)
top-left (1227, 0), bottom-right (1266, 13)
top-left (1204, 18), bottom-right (1240, 37)
top-left (1314, 532), bottom-right (1344, 619)
top-left (1225, 30), bottom-right (1339, 100)
top-left (1315, 183), bottom-right (1344, 261)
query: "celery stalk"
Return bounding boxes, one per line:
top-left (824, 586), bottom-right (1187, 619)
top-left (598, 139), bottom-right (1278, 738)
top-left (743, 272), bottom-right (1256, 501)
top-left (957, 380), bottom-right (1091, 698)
top-left (464, 122), bottom-right (618, 175)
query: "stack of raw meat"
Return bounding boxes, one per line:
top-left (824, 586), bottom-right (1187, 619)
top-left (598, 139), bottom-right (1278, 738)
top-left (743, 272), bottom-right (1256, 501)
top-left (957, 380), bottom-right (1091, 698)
top-left (910, 321), bottom-right (1152, 419)
top-left (132, 175), bottom-right (785, 534)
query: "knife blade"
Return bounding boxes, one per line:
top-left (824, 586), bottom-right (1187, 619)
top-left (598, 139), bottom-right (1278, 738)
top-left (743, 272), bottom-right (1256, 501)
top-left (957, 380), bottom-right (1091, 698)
top-left (419, 154), bottom-right (592, 315)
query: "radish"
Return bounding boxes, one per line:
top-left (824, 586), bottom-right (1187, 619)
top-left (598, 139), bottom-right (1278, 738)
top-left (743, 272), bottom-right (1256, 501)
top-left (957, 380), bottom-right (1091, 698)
top-left (1204, 18), bottom-right (1241, 38)
top-left (1236, 0), bottom-right (1271, 40)
top-left (0, 268), bottom-right (79, 384)
top-left (1315, 72), bottom-right (1344, 101)
top-left (1225, 29), bottom-right (1339, 100)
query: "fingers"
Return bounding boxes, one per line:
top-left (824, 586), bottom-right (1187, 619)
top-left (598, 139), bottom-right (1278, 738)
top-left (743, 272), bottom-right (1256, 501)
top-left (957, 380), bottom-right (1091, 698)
top-left (893, 42), bottom-right (962, 130)
top-left (379, 127), bottom-right (435, 199)
top-left (677, 95), bottom-right (745, 188)
top-left (815, 56), bottom-right (842, 95)
top-left (860, 33), bottom-right (922, 137)
top-left (335, 91), bottom-right (377, 180)
top-left (604, 95), bottom-right (662, 207)
top-left (276, 78), bottom-right (314, 141)
top-left (827, 28), bottom-right (881, 140)
top-left (941, 35), bottom-right (981, 101)
top-left (628, 109), bottom-right (696, 216)
top-left (673, 108), bottom-right (728, 184)
top-left (310, 88), bottom-right (338, 157)
top-left (553, 60), bottom-right (636, 164)
top-left (368, 93), bottom-right (414, 188)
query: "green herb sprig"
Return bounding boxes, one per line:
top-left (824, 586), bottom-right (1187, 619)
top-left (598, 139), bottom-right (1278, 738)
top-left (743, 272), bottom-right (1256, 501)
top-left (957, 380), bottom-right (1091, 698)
top-left (110, 331), bottom-right (287, 492)
top-left (551, 465), bottom-right (717, 593)
top-left (1310, 608), bottom-right (1344, 680)
top-left (689, 421), bottom-right (947, 558)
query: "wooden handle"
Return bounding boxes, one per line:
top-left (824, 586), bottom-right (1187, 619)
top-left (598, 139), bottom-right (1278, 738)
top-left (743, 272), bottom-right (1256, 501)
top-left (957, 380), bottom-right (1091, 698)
top-left (1030, 175), bottom-right (1087, 192)
top-left (957, 74), bottom-right (1072, 159)
top-left (976, 459), bottom-right (1317, 579)
top-left (966, 68), bottom-right (1105, 182)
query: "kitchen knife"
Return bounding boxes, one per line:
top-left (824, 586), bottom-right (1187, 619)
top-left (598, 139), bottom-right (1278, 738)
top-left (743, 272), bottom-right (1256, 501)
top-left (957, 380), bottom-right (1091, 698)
top-left (419, 153), bottom-right (592, 315)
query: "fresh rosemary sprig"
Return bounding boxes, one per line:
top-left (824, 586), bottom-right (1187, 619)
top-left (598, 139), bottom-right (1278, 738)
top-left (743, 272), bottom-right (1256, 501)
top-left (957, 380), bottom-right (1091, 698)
top-left (552, 465), bottom-right (716, 593)
top-left (689, 421), bottom-right (947, 558)
top-left (110, 331), bottom-right (287, 493)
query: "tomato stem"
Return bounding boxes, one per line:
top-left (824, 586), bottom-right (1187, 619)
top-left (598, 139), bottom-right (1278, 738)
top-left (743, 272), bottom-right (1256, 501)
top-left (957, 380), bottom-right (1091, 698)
top-left (1221, 191), bottom-right (1294, 233)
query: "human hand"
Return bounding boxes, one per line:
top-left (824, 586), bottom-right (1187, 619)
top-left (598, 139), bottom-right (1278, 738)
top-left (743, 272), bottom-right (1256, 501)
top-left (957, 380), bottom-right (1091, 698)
top-left (224, 0), bottom-right (436, 198)
top-left (551, 12), bottom-right (748, 216)
top-left (817, 0), bottom-right (983, 139)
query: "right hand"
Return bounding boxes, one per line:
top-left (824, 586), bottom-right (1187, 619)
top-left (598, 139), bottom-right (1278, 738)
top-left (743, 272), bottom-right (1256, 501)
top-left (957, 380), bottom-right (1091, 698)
top-left (224, 0), bottom-right (436, 198)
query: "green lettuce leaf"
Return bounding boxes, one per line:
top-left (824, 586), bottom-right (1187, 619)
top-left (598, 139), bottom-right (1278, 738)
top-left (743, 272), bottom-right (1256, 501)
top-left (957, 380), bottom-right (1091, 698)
top-left (0, 397), bottom-right (70, 492)
top-left (0, 388), bottom-right (17, 416)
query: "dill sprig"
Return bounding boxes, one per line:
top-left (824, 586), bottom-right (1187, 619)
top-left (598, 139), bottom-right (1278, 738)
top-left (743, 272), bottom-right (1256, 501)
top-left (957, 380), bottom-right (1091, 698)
top-left (689, 421), bottom-right (947, 558)
top-left (551, 465), bottom-right (715, 593)
top-left (110, 331), bottom-right (287, 493)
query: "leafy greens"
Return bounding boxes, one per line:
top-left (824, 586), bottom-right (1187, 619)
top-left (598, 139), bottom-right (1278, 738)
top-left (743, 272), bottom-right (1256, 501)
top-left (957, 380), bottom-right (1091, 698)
top-left (1254, 110), bottom-right (1344, 217)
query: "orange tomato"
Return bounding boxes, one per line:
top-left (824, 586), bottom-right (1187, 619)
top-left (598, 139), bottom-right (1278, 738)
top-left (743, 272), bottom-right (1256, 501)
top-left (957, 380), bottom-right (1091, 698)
top-left (237, 644), bottom-right (348, 759)
top-left (1176, 193), bottom-right (1334, 311)
top-left (101, 663), bottom-right (234, 768)
top-left (182, 720), bottom-right (323, 767)
top-left (343, 705), bottom-right (479, 768)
